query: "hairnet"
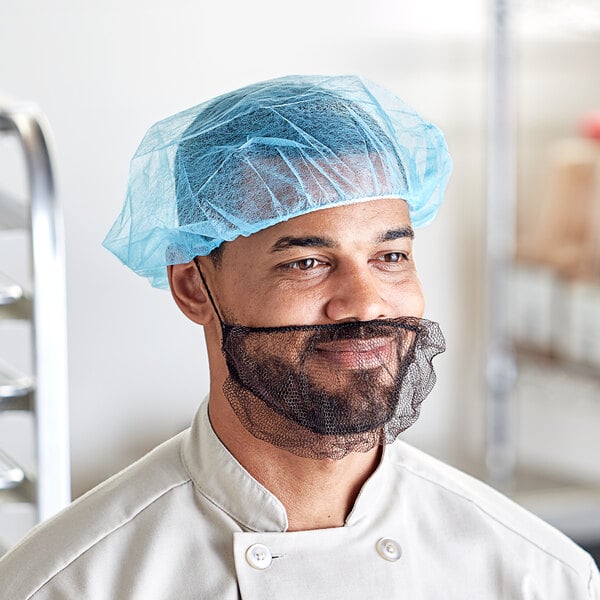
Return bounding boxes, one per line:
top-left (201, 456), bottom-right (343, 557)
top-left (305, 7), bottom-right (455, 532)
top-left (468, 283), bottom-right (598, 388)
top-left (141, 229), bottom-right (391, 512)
top-left (103, 75), bottom-right (452, 288)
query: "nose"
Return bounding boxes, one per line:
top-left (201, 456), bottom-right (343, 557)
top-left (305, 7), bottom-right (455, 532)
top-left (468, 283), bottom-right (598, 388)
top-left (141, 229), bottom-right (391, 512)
top-left (324, 265), bottom-right (392, 322)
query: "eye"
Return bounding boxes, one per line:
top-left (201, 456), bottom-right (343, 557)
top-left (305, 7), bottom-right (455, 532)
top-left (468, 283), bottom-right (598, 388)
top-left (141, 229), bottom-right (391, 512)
top-left (379, 252), bottom-right (409, 263)
top-left (286, 258), bottom-right (323, 270)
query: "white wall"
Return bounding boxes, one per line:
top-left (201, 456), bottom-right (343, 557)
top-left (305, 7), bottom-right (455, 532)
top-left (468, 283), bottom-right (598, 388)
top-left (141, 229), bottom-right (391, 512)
top-left (0, 1), bottom-right (487, 499)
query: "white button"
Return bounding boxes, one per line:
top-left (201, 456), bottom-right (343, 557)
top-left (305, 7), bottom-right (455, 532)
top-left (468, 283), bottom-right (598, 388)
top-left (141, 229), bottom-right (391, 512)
top-left (245, 543), bottom-right (273, 570)
top-left (376, 537), bottom-right (402, 562)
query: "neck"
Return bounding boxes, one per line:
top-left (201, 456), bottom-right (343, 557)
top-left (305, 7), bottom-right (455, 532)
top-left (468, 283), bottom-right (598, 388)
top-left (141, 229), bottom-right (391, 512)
top-left (208, 392), bottom-right (381, 532)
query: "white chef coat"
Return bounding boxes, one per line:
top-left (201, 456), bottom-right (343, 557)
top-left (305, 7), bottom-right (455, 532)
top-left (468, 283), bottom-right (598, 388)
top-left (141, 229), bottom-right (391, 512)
top-left (0, 398), bottom-right (598, 599)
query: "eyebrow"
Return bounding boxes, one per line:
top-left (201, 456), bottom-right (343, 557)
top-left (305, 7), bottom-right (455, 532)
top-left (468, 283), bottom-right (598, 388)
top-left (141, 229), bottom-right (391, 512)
top-left (377, 226), bottom-right (414, 242)
top-left (270, 225), bottom-right (414, 253)
top-left (271, 236), bottom-right (336, 252)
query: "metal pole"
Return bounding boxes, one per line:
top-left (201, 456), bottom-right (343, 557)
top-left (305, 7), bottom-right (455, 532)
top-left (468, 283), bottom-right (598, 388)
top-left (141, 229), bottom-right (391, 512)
top-left (485, 0), bottom-right (518, 485)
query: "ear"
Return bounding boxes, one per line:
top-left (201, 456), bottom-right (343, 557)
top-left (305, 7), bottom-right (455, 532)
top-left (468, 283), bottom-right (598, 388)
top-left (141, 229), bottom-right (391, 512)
top-left (168, 260), bottom-right (215, 325)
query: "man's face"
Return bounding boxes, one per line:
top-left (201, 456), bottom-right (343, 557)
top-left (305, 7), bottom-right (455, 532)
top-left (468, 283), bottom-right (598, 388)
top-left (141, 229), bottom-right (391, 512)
top-left (211, 196), bottom-right (424, 411)
top-left (206, 197), bottom-right (425, 329)
top-left (195, 198), bottom-right (438, 457)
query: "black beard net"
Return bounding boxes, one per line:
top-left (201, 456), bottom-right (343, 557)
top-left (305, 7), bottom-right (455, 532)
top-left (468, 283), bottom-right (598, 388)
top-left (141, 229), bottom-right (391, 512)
top-left (220, 317), bottom-right (445, 460)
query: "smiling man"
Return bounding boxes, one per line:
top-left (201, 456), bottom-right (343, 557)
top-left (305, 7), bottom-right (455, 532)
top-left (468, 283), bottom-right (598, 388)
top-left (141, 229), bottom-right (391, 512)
top-left (180, 200), bottom-right (436, 465)
top-left (0, 75), bottom-right (598, 599)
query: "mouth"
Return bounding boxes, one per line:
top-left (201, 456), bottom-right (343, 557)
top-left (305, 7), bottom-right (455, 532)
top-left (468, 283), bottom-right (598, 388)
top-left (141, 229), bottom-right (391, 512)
top-left (313, 336), bottom-right (395, 370)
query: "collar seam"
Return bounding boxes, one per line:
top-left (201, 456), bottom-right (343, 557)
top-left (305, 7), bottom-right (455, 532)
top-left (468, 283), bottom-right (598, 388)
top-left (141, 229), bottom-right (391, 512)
top-left (179, 426), bottom-right (286, 532)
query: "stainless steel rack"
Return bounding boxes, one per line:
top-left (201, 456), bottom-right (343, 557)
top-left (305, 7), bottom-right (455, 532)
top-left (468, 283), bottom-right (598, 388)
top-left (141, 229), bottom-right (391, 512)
top-left (0, 101), bottom-right (70, 549)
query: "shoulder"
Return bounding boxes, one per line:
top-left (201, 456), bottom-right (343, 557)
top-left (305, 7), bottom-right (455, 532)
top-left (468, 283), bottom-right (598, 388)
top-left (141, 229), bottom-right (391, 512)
top-left (0, 430), bottom-right (192, 599)
top-left (386, 440), bottom-right (596, 581)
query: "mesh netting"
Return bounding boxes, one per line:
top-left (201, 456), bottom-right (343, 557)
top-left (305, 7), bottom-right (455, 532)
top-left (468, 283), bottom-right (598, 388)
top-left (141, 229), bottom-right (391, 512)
top-left (103, 75), bottom-right (452, 288)
top-left (221, 317), bottom-right (445, 460)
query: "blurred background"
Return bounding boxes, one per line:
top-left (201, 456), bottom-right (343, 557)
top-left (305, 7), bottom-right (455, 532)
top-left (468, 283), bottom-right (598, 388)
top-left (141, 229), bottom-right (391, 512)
top-left (0, 0), bottom-right (599, 561)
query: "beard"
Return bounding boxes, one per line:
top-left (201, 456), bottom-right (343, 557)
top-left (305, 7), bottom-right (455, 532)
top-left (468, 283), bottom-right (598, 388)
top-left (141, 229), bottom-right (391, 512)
top-left (220, 316), bottom-right (445, 460)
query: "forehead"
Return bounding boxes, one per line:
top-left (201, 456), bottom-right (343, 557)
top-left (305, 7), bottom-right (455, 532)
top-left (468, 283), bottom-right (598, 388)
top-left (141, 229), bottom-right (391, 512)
top-left (222, 198), bottom-right (412, 257)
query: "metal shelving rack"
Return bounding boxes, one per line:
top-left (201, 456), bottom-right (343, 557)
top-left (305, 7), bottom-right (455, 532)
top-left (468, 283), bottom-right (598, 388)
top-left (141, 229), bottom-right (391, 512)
top-left (485, 0), bottom-right (600, 556)
top-left (0, 101), bottom-right (70, 548)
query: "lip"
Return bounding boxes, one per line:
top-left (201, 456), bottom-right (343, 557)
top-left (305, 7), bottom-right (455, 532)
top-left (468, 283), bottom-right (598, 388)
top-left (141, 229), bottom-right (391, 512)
top-left (314, 336), bottom-right (395, 369)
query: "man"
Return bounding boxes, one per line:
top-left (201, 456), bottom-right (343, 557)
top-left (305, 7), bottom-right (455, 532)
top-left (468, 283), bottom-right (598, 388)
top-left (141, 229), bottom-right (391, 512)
top-left (1, 75), bottom-right (598, 598)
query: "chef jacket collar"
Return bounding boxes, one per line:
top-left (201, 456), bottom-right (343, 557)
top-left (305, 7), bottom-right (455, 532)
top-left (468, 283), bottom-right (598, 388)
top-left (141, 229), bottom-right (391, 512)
top-left (182, 397), bottom-right (389, 533)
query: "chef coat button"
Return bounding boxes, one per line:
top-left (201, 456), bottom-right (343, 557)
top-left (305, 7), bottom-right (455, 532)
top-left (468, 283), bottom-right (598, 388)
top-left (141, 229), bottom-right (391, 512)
top-left (376, 537), bottom-right (402, 562)
top-left (245, 543), bottom-right (273, 570)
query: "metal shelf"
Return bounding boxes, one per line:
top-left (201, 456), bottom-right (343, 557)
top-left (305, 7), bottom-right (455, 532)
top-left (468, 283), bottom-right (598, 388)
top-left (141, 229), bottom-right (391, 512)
top-left (0, 272), bottom-right (23, 305)
top-left (0, 100), bottom-right (70, 536)
top-left (456, 458), bottom-right (600, 545)
top-left (516, 346), bottom-right (600, 386)
top-left (513, 479), bottom-right (600, 545)
top-left (0, 478), bottom-right (35, 506)
top-left (0, 271), bottom-right (30, 321)
top-left (0, 394), bottom-right (31, 411)
top-left (0, 295), bottom-right (32, 321)
top-left (0, 449), bottom-right (25, 490)
top-left (0, 359), bottom-right (34, 411)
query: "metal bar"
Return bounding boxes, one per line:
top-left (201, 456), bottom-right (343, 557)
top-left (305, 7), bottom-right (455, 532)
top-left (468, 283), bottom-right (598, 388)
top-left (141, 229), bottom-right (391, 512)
top-left (1, 106), bottom-right (71, 520)
top-left (485, 0), bottom-right (518, 485)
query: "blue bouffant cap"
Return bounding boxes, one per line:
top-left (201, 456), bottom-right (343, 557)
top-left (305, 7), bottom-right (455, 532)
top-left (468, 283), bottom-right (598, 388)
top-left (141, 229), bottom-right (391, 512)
top-left (103, 75), bottom-right (452, 288)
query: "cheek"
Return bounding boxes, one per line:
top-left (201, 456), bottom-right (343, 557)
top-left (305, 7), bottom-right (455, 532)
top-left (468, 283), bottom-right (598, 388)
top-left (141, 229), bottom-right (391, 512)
top-left (411, 291), bottom-right (426, 318)
top-left (391, 279), bottom-right (425, 318)
top-left (224, 285), bottom-right (319, 327)
top-left (265, 292), bottom-right (324, 326)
